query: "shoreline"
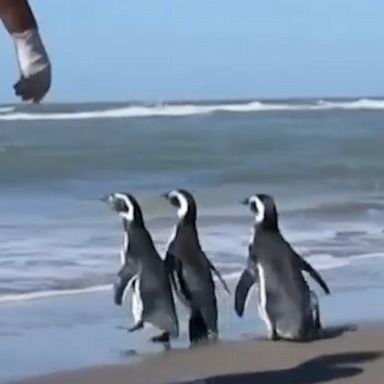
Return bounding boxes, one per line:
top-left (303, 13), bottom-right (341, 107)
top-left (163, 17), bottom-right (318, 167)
top-left (11, 324), bottom-right (384, 384)
top-left (2, 278), bottom-right (384, 383)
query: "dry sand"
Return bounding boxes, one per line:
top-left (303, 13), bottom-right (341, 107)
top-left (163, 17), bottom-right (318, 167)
top-left (12, 325), bottom-right (384, 384)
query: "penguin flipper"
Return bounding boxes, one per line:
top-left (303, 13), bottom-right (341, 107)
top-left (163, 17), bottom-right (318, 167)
top-left (164, 251), bottom-right (177, 289)
top-left (297, 255), bottom-right (330, 295)
top-left (165, 251), bottom-right (192, 304)
top-left (113, 263), bottom-right (137, 306)
top-left (208, 260), bottom-right (230, 294)
top-left (234, 268), bottom-right (256, 317)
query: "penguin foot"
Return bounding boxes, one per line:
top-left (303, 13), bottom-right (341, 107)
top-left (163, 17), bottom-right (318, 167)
top-left (128, 320), bottom-right (144, 332)
top-left (189, 310), bottom-right (209, 346)
top-left (305, 310), bottom-right (322, 340)
top-left (310, 324), bottom-right (323, 341)
top-left (209, 332), bottom-right (219, 343)
top-left (270, 329), bottom-right (280, 341)
top-left (151, 332), bottom-right (170, 344)
top-left (189, 337), bottom-right (209, 349)
top-left (313, 315), bottom-right (322, 331)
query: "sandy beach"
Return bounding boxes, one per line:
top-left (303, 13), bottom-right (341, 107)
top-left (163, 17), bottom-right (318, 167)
top-left (3, 274), bottom-right (384, 383)
top-left (12, 324), bottom-right (384, 384)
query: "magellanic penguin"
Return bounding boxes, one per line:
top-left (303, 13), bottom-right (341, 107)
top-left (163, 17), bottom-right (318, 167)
top-left (162, 189), bottom-right (230, 345)
top-left (102, 192), bottom-right (179, 346)
top-left (234, 194), bottom-right (330, 342)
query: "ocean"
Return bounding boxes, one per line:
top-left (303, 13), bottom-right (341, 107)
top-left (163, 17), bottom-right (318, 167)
top-left (1, 98), bottom-right (384, 381)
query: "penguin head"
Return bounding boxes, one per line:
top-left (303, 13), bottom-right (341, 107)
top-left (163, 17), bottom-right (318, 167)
top-left (162, 189), bottom-right (197, 222)
top-left (101, 192), bottom-right (144, 226)
top-left (242, 194), bottom-right (278, 229)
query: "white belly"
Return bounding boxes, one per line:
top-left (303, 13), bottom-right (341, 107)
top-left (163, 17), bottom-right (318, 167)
top-left (131, 277), bottom-right (143, 323)
top-left (256, 263), bottom-right (273, 336)
top-left (120, 233), bottom-right (128, 265)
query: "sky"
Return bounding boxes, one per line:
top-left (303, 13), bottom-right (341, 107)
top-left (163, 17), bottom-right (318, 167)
top-left (1, 0), bottom-right (384, 102)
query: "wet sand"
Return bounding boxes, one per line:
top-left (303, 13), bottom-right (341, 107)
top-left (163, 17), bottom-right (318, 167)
top-left (13, 325), bottom-right (384, 384)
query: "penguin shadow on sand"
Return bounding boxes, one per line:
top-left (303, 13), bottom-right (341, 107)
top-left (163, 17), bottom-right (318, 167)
top-left (175, 351), bottom-right (383, 384)
top-left (315, 323), bottom-right (359, 342)
top-left (246, 323), bottom-right (359, 344)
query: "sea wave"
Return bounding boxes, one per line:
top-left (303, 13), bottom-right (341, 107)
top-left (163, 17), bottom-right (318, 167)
top-left (2, 252), bottom-right (380, 304)
top-left (0, 106), bottom-right (15, 113)
top-left (306, 254), bottom-right (351, 270)
top-left (1, 99), bottom-right (384, 121)
top-left (317, 98), bottom-right (384, 110)
top-left (0, 284), bottom-right (111, 304)
top-left (0, 269), bottom-right (241, 304)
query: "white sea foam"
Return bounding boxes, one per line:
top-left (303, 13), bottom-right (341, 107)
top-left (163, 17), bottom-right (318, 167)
top-left (317, 98), bottom-right (384, 110)
top-left (0, 284), bottom-right (111, 304)
top-left (349, 252), bottom-right (384, 262)
top-left (0, 106), bottom-right (15, 113)
top-left (2, 251), bottom-right (384, 304)
top-left (1, 99), bottom-right (384, 121)
top-left (0, 269), bottom-right (243, 304)
top-left (221, 271), bottom-right (242, 281)
top-left (306, 254), bottom-right (351, 271)
top-left (306, 251), bottom-right (384, 272)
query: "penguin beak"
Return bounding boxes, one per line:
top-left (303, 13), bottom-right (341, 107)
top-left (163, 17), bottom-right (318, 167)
top-left (160, 192), bottom-right (169, 200)
top-left (100, 195), bottom-right (111, 203)
top-left (240, 198), bottom-right (249, 206)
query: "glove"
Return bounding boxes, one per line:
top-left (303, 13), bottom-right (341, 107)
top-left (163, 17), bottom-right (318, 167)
top-left (12, 29), bottom-right (51, 103)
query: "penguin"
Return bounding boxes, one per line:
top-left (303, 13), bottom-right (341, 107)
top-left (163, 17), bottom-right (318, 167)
top-left (102, 192), bottom-right (179, 346)
top-left (234, 193), bottom-right (330, 341)
top-left (162, 189), bottom-right (229, 345)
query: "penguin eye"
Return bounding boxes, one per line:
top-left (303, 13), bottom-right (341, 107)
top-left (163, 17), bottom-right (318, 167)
top-left (250, 201), bottom-right (258, 213)
top-left (114, 199), bottom-right (128, 213)
top-left (169, 196), bottom-right (180, 207)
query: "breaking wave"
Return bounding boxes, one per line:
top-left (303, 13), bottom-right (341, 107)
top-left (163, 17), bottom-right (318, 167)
top-left (1, 99), bottom-right (384, 121)
top-left (3, 252), bottom-right (383, 304)
top-left (0, 284), bottom-right (111, 304)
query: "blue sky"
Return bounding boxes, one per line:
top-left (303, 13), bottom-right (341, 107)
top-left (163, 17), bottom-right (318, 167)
top-left (1, 0), bottom-right (384, 102)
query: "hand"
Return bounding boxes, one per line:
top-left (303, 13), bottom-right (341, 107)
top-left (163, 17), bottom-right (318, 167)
top-left (12, 28), bottom-right (51, 103)
top-left (14, 63), bottom-right (51, 103)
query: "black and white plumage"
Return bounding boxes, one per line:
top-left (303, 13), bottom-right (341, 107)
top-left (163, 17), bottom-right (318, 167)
top-left (102, 192), bottom-right (179, 345)
top-left (162, 189), bottom-right (229, 345)
top-left (235, 194), bottom-right (330, 342)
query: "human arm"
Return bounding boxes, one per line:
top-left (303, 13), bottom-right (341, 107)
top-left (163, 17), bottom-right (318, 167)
top-left (0, 0), bottom-right (51, 102)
